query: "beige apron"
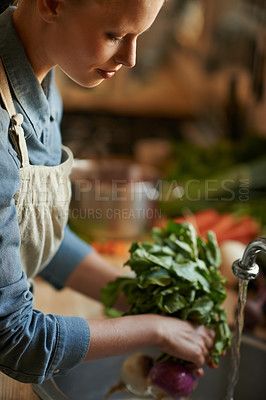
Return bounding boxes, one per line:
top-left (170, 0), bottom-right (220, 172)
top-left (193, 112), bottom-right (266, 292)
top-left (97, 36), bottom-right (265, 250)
top-left (0, 59), bottom-right (73, 279)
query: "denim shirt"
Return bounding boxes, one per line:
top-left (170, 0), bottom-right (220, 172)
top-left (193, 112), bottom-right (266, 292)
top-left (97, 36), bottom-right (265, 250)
top-left (0, 7), bottom-right (92, 383)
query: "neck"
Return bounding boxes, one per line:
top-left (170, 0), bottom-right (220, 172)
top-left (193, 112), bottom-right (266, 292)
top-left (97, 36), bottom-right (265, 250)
top-left (12, 3), bottom-right (55, 83)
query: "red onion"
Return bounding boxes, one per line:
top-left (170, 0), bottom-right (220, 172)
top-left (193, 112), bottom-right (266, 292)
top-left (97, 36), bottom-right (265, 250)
top-left (148, 360), bottom-right (198, 399)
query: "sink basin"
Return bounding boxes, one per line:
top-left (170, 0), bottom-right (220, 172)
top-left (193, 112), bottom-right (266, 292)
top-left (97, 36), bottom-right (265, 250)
top-left (33, 334), bottom-right (266, 400)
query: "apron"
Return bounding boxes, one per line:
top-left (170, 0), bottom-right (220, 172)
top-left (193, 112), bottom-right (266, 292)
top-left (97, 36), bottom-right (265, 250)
top-left (0, 59), bottom-right (73, 279)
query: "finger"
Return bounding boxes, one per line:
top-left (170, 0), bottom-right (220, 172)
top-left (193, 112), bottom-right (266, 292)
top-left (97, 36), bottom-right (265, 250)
top-left (204, 332), bottom-right (215, 353)
top-left (184, 363), bottom-right (204, 377)
top-left (198, 326), bottom-right (215, 349)
top-left (202, 344), bottom-right (210, 360)
top-left (195, 368), bottom-right (204, 377)
top-left (205, 335), bottom-right (214, 350)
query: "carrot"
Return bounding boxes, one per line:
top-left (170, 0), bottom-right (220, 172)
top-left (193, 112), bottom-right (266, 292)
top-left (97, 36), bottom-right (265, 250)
top-left (113, 241), bottom-right (128, 256)
top-left (216, 231), bottom-right (256, 244)
top-left (216, 216), bottom-right (260, 243)
top-left (172, 209), bottom-right (261, 245)
top-left (174, 209), bottom-right (220, 235)
top-left (201, 213), bottom-right (236, 240)
top-left (194, 209), bottom-right (220, 232)
top-left (173, 216), bottom-right (186, 224)
top-left (91, 240), bottom-right (128, 255)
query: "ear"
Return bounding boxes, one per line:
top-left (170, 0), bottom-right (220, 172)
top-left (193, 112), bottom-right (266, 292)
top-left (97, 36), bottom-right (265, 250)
top-left (37, 0), bottom-right (64, 23)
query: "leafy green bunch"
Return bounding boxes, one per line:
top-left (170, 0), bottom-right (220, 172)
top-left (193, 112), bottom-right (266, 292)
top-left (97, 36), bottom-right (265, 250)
top-left (101, 221), bottom-right (231, 364)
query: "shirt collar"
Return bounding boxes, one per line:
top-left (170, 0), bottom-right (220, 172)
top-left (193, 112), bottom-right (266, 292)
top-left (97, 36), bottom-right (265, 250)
top-left (0, 7), bottom-right (56, 135)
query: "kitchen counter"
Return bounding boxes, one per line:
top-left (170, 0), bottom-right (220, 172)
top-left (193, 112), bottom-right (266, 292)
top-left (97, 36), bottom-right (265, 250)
top-left (0, 254), bottom-right (265, 400)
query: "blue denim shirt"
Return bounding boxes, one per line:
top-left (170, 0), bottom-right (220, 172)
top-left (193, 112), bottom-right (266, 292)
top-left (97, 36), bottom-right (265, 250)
top-left (0, 7), bottom-right (93, 383)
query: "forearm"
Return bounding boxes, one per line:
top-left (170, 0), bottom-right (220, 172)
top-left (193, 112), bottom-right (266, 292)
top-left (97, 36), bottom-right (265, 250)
top-left (84, 315), bottom-right (215, 368)
top-left (65, 251), bottom-right (124, 303)
top-left (84, 314), bottom-right (160, 362)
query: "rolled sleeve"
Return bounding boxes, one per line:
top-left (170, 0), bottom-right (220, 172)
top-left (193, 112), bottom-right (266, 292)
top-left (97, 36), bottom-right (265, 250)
top-left (49, 315), bottom-right (90, 376)
top-left (0, 272), bottom-right (90, 384)
top-left (39, 225), bottom-right (94, 290)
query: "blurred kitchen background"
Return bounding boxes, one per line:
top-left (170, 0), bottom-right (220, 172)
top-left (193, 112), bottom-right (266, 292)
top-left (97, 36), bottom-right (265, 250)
top-left (57, 0), bottom-right (266, 238)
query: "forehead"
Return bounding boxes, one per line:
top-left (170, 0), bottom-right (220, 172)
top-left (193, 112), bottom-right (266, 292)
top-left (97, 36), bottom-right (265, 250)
top-left (93, 0), bottom-right (164, 32)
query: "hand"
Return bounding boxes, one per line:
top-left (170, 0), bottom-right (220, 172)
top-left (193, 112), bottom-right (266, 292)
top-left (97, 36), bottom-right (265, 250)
top-left (155, 316), bottom-right (215, 368)
top-left (84, 314), bottom-right (215, 366)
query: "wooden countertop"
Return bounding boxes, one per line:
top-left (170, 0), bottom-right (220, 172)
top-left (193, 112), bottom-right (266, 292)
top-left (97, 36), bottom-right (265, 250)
top-left (1, 254), bottom-right (265, 400)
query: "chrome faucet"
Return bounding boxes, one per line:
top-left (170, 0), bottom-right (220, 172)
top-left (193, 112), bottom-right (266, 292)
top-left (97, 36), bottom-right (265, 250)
top-left (232, 237), bottom-right (266, 280)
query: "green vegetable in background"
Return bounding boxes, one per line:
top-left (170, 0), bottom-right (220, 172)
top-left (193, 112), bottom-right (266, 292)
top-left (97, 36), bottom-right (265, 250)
top-left (101, 221), bottom-right (231, 365)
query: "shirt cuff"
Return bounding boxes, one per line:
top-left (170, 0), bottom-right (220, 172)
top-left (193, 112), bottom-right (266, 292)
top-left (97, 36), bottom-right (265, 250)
top-left (39, 225), bottom-right (94, 290)
top-left (46, 315), bottom-right (90, 379)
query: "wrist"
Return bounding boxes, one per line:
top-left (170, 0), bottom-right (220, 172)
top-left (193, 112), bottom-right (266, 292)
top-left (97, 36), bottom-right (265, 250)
top-left (147, 314), bottom-right (164, 348)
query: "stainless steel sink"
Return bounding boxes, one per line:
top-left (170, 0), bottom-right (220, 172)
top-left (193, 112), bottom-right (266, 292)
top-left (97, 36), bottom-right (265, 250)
top-left (33, 334), bottom-right (266, 400)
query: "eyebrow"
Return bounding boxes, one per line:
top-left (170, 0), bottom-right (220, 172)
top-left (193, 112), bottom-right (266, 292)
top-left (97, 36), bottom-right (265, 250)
top-left (107, 26), bottom-right (152, 39)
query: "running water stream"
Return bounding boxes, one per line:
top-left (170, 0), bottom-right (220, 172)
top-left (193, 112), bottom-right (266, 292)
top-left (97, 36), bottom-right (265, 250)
top-left (225, 279), bottom-right (249, 400)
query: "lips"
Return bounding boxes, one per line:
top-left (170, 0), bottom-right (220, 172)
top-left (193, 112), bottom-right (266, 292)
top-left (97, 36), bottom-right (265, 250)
top-left (97, 69), bottom-right (119, 79)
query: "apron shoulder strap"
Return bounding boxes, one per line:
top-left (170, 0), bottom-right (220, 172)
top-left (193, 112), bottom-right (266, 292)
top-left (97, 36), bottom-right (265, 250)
top-left (0, 57), bottom-right (16, 117)
top-left (0, 58), bottom-right (30, 168)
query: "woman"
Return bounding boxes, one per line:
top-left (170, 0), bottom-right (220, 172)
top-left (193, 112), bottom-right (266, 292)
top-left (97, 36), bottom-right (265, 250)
top-left (0, 0), bottom-right (215, 387)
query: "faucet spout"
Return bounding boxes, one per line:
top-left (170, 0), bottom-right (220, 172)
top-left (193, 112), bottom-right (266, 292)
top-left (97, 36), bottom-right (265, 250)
top-left (232, 237), bottom-right (266, 280)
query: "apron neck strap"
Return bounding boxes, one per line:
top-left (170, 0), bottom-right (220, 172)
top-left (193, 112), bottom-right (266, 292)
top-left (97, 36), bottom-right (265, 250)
top-left (0, 58), bottom-right (30, 168)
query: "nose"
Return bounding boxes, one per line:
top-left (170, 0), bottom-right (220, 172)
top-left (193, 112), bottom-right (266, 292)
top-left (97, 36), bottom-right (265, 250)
top-left (114, 39), bottom-right (137, 68)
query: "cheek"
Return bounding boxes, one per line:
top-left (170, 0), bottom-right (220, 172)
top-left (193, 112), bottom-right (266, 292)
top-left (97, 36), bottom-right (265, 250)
top-left (82, 40), bottom-right (116, 67)
top-left (62, 42), bottom-right (114, 71)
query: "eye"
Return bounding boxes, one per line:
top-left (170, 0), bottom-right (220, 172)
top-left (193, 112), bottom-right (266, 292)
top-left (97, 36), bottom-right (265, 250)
top-left (106, 33), bottom-right (124, 45)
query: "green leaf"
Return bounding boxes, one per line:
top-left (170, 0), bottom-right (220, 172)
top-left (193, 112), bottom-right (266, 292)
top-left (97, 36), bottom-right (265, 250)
top-left (138, 268), bottom-right (172, 289)
top-left (168, 234), bottom-right (194, 258)
top-left (166, 221), bottom-right (198, 260)
top-left (151, 227), bottom-right (165, 245)
top-left (105, 308), bottom-right (123, 318)
top-left (210, 281), bottom-right (227, 304)
top-left (128, 241), bottom-right (141, 253)
top-left (101, 277), bottom-right (136, 308)
top-left (125, 246), bottom-right (173, 273)
top-left (206, 231), bottom-right (222, 268)
top-left (162, 293), bottom-right (187, 313)
top-left (187, 296), bottom-right (214, 324)
top-left (171, 260), bottom-right (210, 293)
top-left (212, 320), bottom-right (232, 357)
top-left (142, 242), bottom-right (176, 256)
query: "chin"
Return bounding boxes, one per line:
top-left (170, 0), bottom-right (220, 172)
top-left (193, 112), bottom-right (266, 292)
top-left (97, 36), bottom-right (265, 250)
top-left (62, 70), bottom-right (104, 88)
top-left (87, 79), bottom-right (105, 88)
top-left (73, 78), bottom-right (104, 88)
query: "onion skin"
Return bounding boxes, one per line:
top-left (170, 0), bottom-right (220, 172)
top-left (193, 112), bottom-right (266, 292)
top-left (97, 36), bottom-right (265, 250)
top-left (121, 353), bottom-right (154, 396)
top-left (148, 360), bottom-right (198, 399)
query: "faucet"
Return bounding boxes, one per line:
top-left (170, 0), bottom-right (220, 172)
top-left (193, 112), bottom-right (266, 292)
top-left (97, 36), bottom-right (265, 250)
top-left (232, 237), bottom-right (266, 280)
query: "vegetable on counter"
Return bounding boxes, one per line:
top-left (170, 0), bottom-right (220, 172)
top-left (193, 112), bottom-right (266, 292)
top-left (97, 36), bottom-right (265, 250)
top-left (173, 208), bottom-right (260, 245)
top-left (161, 135), bottom-right (266, 227)
top-left (91, 240), bottom-right (129, 256)
top-left (102, 221), bottom-right (231, 399)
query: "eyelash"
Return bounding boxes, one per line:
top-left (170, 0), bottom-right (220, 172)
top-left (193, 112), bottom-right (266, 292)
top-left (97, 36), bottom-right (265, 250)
top-left (106, 33), bottom-right (124, 45)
